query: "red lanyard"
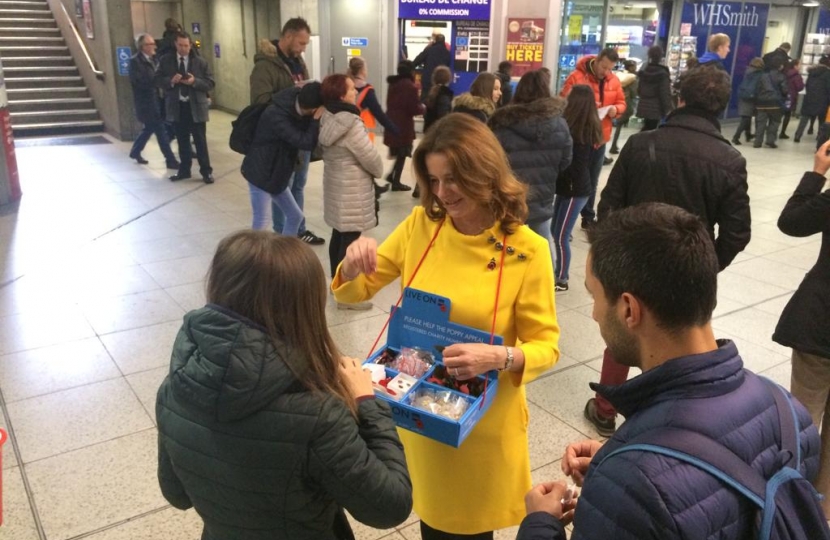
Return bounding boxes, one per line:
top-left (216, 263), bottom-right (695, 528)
top-left (366, 220), bottom-right (509, 407)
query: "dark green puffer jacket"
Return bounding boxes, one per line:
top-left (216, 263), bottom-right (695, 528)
top-left (156, 305), bottom-right (412, 540)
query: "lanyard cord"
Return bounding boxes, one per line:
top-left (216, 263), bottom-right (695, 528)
top-left (482, 234), bottom-right (508, 407)
top-left (366, 219), bottom-right (446, 359)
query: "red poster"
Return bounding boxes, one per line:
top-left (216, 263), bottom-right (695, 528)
top-left (505, 18), bottom-right (547, 77)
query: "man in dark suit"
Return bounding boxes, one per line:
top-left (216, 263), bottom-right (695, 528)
top-left (128, 33), bottom-right (179, 169)
top-left (412, 34), bottom-right (451, 102)
top-left (155, 31), bottom-right (215, 183)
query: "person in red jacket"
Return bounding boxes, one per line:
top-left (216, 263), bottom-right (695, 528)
top-left (560, 48), bottom-right (626, 229)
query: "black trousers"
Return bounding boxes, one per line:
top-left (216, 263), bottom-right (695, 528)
top-left (420, 522), bottom-right (493, 540)
top-left (329, 229), bottom-right (361, 277)
top-left (174, 103), bottom-right (212, 177)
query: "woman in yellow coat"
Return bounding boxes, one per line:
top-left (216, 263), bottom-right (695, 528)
top-left (332, 113), bottom-right (560, 538)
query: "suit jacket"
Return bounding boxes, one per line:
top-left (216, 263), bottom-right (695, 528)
top-left (129, 53), bottom-right (161, 124)
top-left (155, 52), bottom-right (215, 123)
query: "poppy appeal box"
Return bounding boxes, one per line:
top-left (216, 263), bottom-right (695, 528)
top-left (363, 287), bottom-right (502, 447)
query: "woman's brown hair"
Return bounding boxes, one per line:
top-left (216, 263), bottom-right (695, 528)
top-left (426, 66), bottom-right (452, 106)
top-left (469, 72), bottom-right (498, 102)
top-left (206, 231), bottom-right (356, 415)
top-left (563, 85), bottom-right (603, 146)
top-left (412, 113), bottom-right (528, 234)
top-left (512, 70), bottom-right (551, 104)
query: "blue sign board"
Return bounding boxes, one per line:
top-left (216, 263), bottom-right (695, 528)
top-left (398, 0), bottom-right (491, 21)
top-left (191, 22), bottom-right (201, 34)
top-left (346, 37), bottom-right (368, 47)
top-left (214, 42), bottom-right (220, 58)
top-left (116, 46), bottom-right (131, 76)
top-left (680, 1), bottom-right (769, 118)
top-left (559, 54), bottom-right (577, 68)
top-left (818, 9), bottom-right (830, 34)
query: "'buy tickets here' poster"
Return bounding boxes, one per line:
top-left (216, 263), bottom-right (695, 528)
top-left (505, 18), bottom-right (546, 77)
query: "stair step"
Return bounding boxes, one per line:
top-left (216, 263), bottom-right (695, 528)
top-left (5, 75), bottom-right (84, 88)
top-left (3, 56), bottom-right (74, 63)
top-left (8, 97), bottom-right (91, 112)
top-left (0, 9), bottom-right (51, 16)
top-left (0, 26), bottom-right (58, 33)
top-left (13, 119), bottom-right (102, 127)
top-left (0, 45), bottom-right (68, 56)
top-left (13, 108), bottom-right (97, 117)
top-left (0, 36), bottom-right (62, 41)
top-left (5, 66), bottom-right (76, 72)
top-left (0, 1), bottom-right (50, 5)
top-left (0, 17), bottom-right (55, 25)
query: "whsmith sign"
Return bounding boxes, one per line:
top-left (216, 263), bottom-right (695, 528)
top-left (691, 3), bottom-right (761, 27)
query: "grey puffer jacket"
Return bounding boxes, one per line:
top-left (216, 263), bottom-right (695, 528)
top-left (489, 97), bottom-right (573, 225)
top-left (319, 109), bottom-right (384, 232)
top-left (156, 305), bottom-right (413, 540)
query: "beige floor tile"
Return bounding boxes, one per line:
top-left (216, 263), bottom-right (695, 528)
top-left (726, 257), bottom-right (811, 290)
top-left (165, 282), bottom-right (207, 312)
top-left (0, 412), bottom-right (18, 470)
top-left (716, 271), bottom-right (792, 306)
top-left (83, 507), bottom-right (203, 540)
top-left (712, 330), bottom-right (790, 374)
top-left (527, 365), bottom-right (605, 439)
top-left (0, 337), bottom-right (121, 402)
top-left (753, 293), bottom-right (795, 317)
top-left (125, 235), bottom-right (212, 265)
top-left (0, 467), bottom-right (39, 540)
top-left (762, 245), bottom-right (820, 271)
top-left (25, 429), bottom-right (164, 540)
top-left (80, 289), bottom-right (185, 335)
top-left (141, 255), bottom-right (213, 289)
top-left (60, 265), bottom-right (161, 301)
top-left (0, 307), bottom-right (96, 356)
top-left (554, 311), bottom-right (605, 362)
top-left (712, 307), bottom-right (790, 356)
top-left (8, 378), bottom-right (153, 463)
top-left (99, 321), bottom-right (181, 375)
top-left (126, 367), bottom-right (167, 425)
top-left (760, 359), bottom-right (793, 389)
top-left (329, 313), bottom-right (390, 359)
top-left (346, 511), bottom-right (397, 540)
top-left (528, 402), bottom-right (584, 471)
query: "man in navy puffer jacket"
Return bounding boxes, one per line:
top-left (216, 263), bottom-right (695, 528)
top-left (516, 203), bottom-right (821, 540)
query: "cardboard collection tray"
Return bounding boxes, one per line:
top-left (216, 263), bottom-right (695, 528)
top-left (363, 288), bottom-right (501, 448)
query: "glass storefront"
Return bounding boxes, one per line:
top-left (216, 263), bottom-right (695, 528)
top-left (557, 0), bottom-right (667, 92)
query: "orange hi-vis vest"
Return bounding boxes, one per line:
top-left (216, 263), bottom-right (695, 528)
top-left (357, 85), bottom-right (377, 142)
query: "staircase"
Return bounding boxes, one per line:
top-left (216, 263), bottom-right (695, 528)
top-left (0, 0), bottom-right (103, 137)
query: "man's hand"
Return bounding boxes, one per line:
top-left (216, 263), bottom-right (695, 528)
top-left (181, 74), bottom-right (195, 86)
top-left (524, 481), bottom-right (576, 525)
top-left (607, 106), bottom-right (618, 119)
top-left (814, 139), bottom-right (830, 176)
top-left (171, 73), bottom-right (183, 85)
top-left (561, 439), bottom-right (603, 486)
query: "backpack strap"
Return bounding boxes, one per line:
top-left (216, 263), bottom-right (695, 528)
top-left (600, 427), bottom-right (766, 509)
top-left (761, 377), bottom-right (800, 468)
top-left (356, 85), bottom-right (372, 109)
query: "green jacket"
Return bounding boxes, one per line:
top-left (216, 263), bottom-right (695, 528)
top-left (250, 39), bottom-right (309, 105)
top-left (156, 305), bottom-right (412, 539)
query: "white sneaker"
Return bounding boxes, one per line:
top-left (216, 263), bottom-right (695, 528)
top-left (337, 301), bottom-right (373, 311)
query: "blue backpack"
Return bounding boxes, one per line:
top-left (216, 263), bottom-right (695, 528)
top-left (600, 379), bottom-right (830, 540)
top-left (738, 70), bottom-right (763, 101)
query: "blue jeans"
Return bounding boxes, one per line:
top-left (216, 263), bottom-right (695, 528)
top-left (552, 195), bottom-right (589, 284)
top-left (527, 218), bottom-right (554, 266)
top-left (129, 119), bottom-right (176, 162)
top-left (249, 182), bottom-right (304, 236)
top-left (581, 144), bottom-right (606, 222)
top-left (273, 150), bottom-right (310, 234)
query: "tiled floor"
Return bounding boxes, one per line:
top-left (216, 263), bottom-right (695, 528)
top-left (0, 112), bottom-right (821, 539)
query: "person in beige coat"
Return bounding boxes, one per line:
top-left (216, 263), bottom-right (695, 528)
top-left (319, 74), bottom-right (384, 310)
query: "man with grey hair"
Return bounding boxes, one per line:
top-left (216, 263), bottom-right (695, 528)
top-left (128, 33), bottom-right (179, 169)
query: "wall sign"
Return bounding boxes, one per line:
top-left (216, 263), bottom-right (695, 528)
top-left (398, 0), bottom-right (491, 21)
top-left (82, 0), bottom-right (93, 39)
top-left (680, 1), bottom-right (769, 118)
top-left (214, 42), bottom-right (220, 58)
top-left (505, 18), bottom-right (546, 77)
top-left (191, 22), bottom-right (201, 34)
top-left (116, 46), bottom-right (131, 76)
top-left (818, 9), bottom-right (830, 34)
top-left (341, 37), bottom-right (369, 47)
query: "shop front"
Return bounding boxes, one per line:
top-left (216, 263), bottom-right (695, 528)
top-left (397, 0), bottom-right (492, 95)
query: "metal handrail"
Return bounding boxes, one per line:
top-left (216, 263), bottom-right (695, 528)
top-left (55, 0), bottom-right (104, 80)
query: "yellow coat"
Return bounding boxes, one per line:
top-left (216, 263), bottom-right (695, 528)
top-left (333, 207), bottom-right (560, 534)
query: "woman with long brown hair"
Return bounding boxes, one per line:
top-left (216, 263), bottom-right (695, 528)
top-left (553, 85), bottom-right (603, 292)
top-left (156, 231), bottom-right (412, 540)
top-left (333, 113), bottom-right (560, 539)
top-left (452, 72), bottom-right (500, 122)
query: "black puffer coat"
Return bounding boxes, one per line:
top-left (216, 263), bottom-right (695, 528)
top-left (489, 97), bottom-right (573, 225)
top-left (774, 172), bottom-right (830, 359)
top-left (801, 64), bottom-right (830, 117)
top-left (636, 64), bottom-right (672, 120)
top-left (241, 86), bottom-right (319, 195)
top-left (156, 305), bottom-right (413, 540)
top-left (599, 107), bottom-right (750, 270)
